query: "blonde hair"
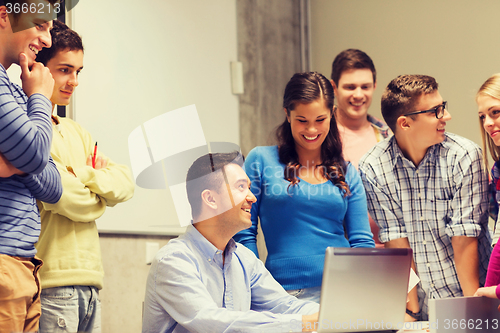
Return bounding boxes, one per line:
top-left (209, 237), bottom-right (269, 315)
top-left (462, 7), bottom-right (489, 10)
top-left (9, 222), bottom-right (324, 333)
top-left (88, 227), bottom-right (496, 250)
top-left (477, 73), bottom-right (500, 173)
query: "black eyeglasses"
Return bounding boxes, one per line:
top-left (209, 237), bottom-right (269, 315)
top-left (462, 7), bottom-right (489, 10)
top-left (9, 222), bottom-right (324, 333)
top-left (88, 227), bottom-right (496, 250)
top-left (403, 101), bottom-right (448, 119)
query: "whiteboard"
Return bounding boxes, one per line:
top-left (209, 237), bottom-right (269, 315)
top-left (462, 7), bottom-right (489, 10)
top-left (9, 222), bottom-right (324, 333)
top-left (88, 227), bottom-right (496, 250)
top-left (70, 0), bottom-right (239, 235)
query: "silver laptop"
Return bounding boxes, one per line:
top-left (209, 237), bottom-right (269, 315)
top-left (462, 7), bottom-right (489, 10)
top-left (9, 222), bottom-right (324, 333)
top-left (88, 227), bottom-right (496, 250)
top-left (429, 296), bottom-right (500, 333)
top-left (317, 247), bottom-right (412, 333)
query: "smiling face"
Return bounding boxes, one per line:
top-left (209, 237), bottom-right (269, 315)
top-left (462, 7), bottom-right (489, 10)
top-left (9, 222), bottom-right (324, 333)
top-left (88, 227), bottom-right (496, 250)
top-left (478, 94), bottom-right (500, 146)
top-left (333, 68), bottom-right (376, 122)
top-left (404, 91), bottom-right (451, 148)
top-left (1, 0), bottom-right (54, 68)
top-left (46, 49), bottom-right (83, 106)
top-left (287, 98), bottom-right (331, 157)
top-left (215, 163), bottom-right (256, 232)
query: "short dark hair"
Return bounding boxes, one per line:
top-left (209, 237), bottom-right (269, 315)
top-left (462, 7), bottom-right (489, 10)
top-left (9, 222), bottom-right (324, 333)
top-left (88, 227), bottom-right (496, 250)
top-left (381, 74), bottom-right (439, 133)
top-left (186, 152), bottom-right (243, 219)
top-left (331, 49), bottom-right (376, 86)
top-left (36, 19), bottom-right (83, 65)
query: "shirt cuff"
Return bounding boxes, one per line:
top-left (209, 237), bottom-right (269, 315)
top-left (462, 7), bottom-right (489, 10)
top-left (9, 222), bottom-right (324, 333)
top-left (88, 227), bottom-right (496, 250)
top-left (379, 231), bottom-right (407, 244)
top-left (446, 222), bottom-right (482, 238)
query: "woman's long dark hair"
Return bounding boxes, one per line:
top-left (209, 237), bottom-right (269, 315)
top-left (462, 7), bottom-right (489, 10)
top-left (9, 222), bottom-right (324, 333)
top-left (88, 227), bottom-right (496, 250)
top-left (276, 71), bottom-right (350, 196)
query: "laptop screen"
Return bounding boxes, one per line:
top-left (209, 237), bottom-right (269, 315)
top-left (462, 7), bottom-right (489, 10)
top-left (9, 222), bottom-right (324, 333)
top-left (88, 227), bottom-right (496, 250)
top-left (429, 296), bottom-right (500, 333)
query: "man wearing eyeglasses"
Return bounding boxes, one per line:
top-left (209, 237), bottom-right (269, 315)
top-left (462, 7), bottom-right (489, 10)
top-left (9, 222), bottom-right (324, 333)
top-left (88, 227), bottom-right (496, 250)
top-left (359, 74), bottom-right (492, 321)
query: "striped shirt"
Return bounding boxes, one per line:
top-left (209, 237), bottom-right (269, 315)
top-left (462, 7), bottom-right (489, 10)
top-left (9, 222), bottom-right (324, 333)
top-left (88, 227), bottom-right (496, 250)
top-left (0, 64), bottom-right (62, 257)
top-left (359, 133), bottom-right (492, 320)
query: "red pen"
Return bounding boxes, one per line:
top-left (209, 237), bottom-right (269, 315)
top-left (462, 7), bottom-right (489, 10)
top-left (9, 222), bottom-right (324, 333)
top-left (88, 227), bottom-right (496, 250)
top-left (92, 142), bottom-right (97, 168)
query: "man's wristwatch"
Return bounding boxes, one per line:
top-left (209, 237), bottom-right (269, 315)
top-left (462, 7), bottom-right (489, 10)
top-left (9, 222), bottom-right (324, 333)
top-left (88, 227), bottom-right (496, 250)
top-left (406, 308), bottom-right (421, 321)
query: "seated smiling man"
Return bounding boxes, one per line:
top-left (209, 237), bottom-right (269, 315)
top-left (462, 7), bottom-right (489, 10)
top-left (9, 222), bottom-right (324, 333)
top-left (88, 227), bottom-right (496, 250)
top-left (142, 152), bottom-right (319, 333)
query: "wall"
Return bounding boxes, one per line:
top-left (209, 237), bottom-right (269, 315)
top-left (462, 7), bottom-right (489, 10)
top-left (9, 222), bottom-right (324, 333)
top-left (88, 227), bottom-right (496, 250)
top-left (99, 234), bottom-right (172, 332)
top-left (238, 0), bottom-right (306, 156)
top-left (72, 0), bottom-right (239, 234)
top-left (310, 0), bottom-right (500, 147)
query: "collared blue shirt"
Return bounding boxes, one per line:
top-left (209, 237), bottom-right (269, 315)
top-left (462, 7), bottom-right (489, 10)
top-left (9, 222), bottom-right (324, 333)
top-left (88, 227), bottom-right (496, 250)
top-left (143, 225), bottom-right (319, 333)
top-left (359, 133), bottom-right (492, 320)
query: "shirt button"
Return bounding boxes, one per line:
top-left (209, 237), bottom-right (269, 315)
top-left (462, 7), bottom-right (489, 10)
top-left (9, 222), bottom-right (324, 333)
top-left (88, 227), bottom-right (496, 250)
top-left (427, 263), bottom-right (431, 267)
top-left (420, 216), bottom-right (424, 221)
top-left (418, 193), bottom-right (421, 198)
top-left (208, 258), bottom-right (212, 262)
top-left (422, 241), bottom-right (426, 245)
top-left (431, 283), bottom-right (435, 288)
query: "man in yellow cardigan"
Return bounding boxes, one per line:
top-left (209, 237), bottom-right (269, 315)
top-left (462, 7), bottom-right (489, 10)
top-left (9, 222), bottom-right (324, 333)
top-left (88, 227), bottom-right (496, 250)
top-left (35, 20), bottom-right (135, 333)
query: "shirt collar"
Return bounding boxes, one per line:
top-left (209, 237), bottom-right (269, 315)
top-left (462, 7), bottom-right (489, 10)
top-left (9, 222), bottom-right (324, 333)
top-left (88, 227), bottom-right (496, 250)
top-left (367, 114), bottom-right (390, 131)
top-left (184, 224), bottom-right (238, 267)
top-left (388, 136), bottom-right (440, 169)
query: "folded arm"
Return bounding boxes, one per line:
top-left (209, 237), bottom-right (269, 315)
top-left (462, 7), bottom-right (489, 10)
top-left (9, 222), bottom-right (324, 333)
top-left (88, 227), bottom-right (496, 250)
top-left (16, 156), bottom-right (62, 204)
top-left (39, 150), bottom-right (134, 222)
top-left (0, 77), bottom-right (53, 174)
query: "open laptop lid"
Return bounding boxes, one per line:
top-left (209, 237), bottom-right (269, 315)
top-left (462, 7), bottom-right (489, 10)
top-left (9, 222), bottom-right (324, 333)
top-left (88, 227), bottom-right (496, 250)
top-left (429, 296), bottom-right (500, 333)
top-left (317, 247), bottom-right (412, 333)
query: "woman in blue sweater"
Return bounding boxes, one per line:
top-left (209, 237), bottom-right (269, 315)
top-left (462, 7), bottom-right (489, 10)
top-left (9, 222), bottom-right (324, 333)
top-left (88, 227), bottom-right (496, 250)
top-left (234, 72), bottom-right (374, 302)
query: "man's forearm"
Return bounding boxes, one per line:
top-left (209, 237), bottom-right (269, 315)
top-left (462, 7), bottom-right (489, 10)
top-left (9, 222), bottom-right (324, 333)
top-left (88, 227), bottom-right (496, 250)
top-left (452, 236), bottom-right (479, 296)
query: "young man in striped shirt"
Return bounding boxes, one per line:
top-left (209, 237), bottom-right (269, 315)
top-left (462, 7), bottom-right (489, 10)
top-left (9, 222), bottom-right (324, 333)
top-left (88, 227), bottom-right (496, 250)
top-left (0, 1), bottom-right (62, 332)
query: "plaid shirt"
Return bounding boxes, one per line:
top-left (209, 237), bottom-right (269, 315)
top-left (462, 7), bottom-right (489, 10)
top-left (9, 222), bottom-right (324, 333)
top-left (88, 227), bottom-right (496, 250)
top-left (359, 133), bottom-right (492, 320)
top-left (367, 114), bottom-right (392, 142)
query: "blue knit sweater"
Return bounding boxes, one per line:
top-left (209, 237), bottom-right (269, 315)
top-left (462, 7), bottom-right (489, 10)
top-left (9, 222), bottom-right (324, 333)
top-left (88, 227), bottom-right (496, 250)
top-left (234, 146), bottom-right (374, 290)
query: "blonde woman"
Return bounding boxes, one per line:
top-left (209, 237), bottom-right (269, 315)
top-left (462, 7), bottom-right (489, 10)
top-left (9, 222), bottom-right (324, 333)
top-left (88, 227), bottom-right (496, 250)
top-left (475, 74), bottom-right (500, 307)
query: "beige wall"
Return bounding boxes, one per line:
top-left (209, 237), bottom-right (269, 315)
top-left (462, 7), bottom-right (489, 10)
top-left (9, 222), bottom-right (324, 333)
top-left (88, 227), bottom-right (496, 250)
top-left (310, 0), bottom-right (500, 147)
top-left (73, 0), bottom-right (239, 233)
top-left (99, 234), bottom-right (173, 333)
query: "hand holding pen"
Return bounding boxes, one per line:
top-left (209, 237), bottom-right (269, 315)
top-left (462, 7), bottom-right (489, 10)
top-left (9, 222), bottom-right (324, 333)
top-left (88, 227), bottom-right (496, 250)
top-left (92, 142), bottom-right (97, 168)
top-left (87, 142), bottom-right (108, 169)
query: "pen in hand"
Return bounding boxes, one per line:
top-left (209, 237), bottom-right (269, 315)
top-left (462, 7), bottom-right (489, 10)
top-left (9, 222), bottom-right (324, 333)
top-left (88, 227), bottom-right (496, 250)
top-left (92, 142), bottom-right (97, 168)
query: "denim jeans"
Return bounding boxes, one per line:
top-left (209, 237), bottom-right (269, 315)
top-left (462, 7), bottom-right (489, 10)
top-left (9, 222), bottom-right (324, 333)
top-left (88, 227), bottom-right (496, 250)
top-left (286, 286), bottom-right (321, 303)
top-left (39, 286), bottom-right (101, 333)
